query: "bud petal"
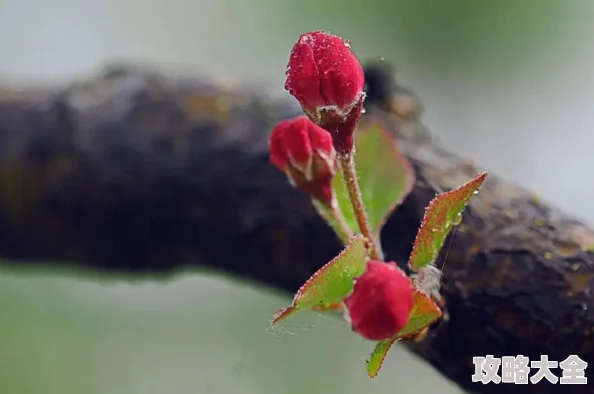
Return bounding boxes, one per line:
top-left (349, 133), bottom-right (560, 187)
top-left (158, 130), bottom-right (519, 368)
top-left (285, 31), bottom-right (365, 126)
top-left (344, 260), bottom-right (414, 341)
top-left (269, 116), bottom-right (336, 206)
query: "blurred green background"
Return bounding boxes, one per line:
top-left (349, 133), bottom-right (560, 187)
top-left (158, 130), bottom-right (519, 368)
top-left (0, 265), bottom-right (460, 394)
top-left (0, 0), bottom-right (592, 393)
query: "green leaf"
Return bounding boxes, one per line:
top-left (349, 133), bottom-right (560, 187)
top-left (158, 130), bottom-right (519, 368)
top-left (326, 123), bottom-right (415, 242)
top-left (408, 172), bottom-right (487, 271)
top-left (393, 290), bottom-right (442, 339)
top-left (366, 338), bottom-right (398, 378)
top-left (272, 235), bottom-right (368, 324)
top-left (365, 290), bottom-right (442, 378)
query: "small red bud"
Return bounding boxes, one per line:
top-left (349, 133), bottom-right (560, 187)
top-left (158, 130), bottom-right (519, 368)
top-left (285, 31), bottom-right (365, 153)
top-left (269, 116), bottom-right (336, 206)
top-left (344, 260), bottom-right (414, 341)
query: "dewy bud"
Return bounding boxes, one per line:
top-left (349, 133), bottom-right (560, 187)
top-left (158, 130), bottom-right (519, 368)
top-left (269, 116), bottom-right (336, 206)
top-left (285, 31), bottom-right (365, 153)
top-left (344, 260), bottom-right (414, 341)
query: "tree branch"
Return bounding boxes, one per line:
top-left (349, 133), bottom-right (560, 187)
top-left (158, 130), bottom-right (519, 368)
top-left (0, 64), bottom-right (592, 393)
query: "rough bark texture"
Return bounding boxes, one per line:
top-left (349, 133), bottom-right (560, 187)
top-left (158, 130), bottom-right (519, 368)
top-left (0, 64), bottom-right (593, 394)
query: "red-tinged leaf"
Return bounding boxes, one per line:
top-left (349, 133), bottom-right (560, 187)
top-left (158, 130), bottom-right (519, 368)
top-left (329, 122), bottom-right (415, 242)
top-left (311, 303), bottom-right (344, 313)
top-left (272, 235), bottom-right (368, 325)
top-left (366, 338), bottom-right (398, 378)
top-left (394, 290), bottom-right (442, 339)
top-left (408, 172), bottom-right (487, 271)
top-left (365, 290), bottom-right (441, 378)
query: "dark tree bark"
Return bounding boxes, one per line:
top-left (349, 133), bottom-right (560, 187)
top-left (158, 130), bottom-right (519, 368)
top-left (0, 64), bottom-right (592, 394)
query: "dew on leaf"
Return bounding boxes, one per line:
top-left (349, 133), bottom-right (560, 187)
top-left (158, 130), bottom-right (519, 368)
top-left (271, 235), bottom-right (368, 325)
top-left (408, 172), bottom-right (487, 271)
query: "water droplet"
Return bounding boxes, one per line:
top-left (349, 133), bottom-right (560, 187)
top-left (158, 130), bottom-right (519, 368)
top-left (299, 35), bottom-right (313, 45)
top-left (544, 252), bottom-right (553, 260)
top-left (571, 263), bottom-right (580, 272)
top-left (361, 107), bottom-right (367, 114)
top-left (473, 190), bottom-right (479, 195)
top-left (380, 57), bottom-right (385, 61)
top-left (452, 213), bottom-right (463, 226)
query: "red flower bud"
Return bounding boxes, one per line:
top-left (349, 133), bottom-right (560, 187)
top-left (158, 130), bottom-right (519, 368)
top-left (285, 31), bottom-right (365, 153)
top-left (269, 116), bottom-right (336, 206)
top-left (344, 260), bottom-right (414, 341)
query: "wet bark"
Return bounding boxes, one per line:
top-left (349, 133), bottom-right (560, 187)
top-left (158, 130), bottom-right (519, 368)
top-left (0, 64), bottom-right (592, 393)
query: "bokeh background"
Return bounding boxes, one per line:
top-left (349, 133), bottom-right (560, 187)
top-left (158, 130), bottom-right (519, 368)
top-left (0, 1), bottom-right (592, 393)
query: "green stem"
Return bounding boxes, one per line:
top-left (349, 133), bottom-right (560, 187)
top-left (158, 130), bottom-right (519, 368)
top-left (338, 152), bottom-right (384, 260)
top-left (332, 203), bottom-right (355, 243)
top-left (312, 199), bottom-right (353, 244)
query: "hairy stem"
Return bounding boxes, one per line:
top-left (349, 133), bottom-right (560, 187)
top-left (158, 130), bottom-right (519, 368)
top-left (338, 152), bottom-right (383, 260)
